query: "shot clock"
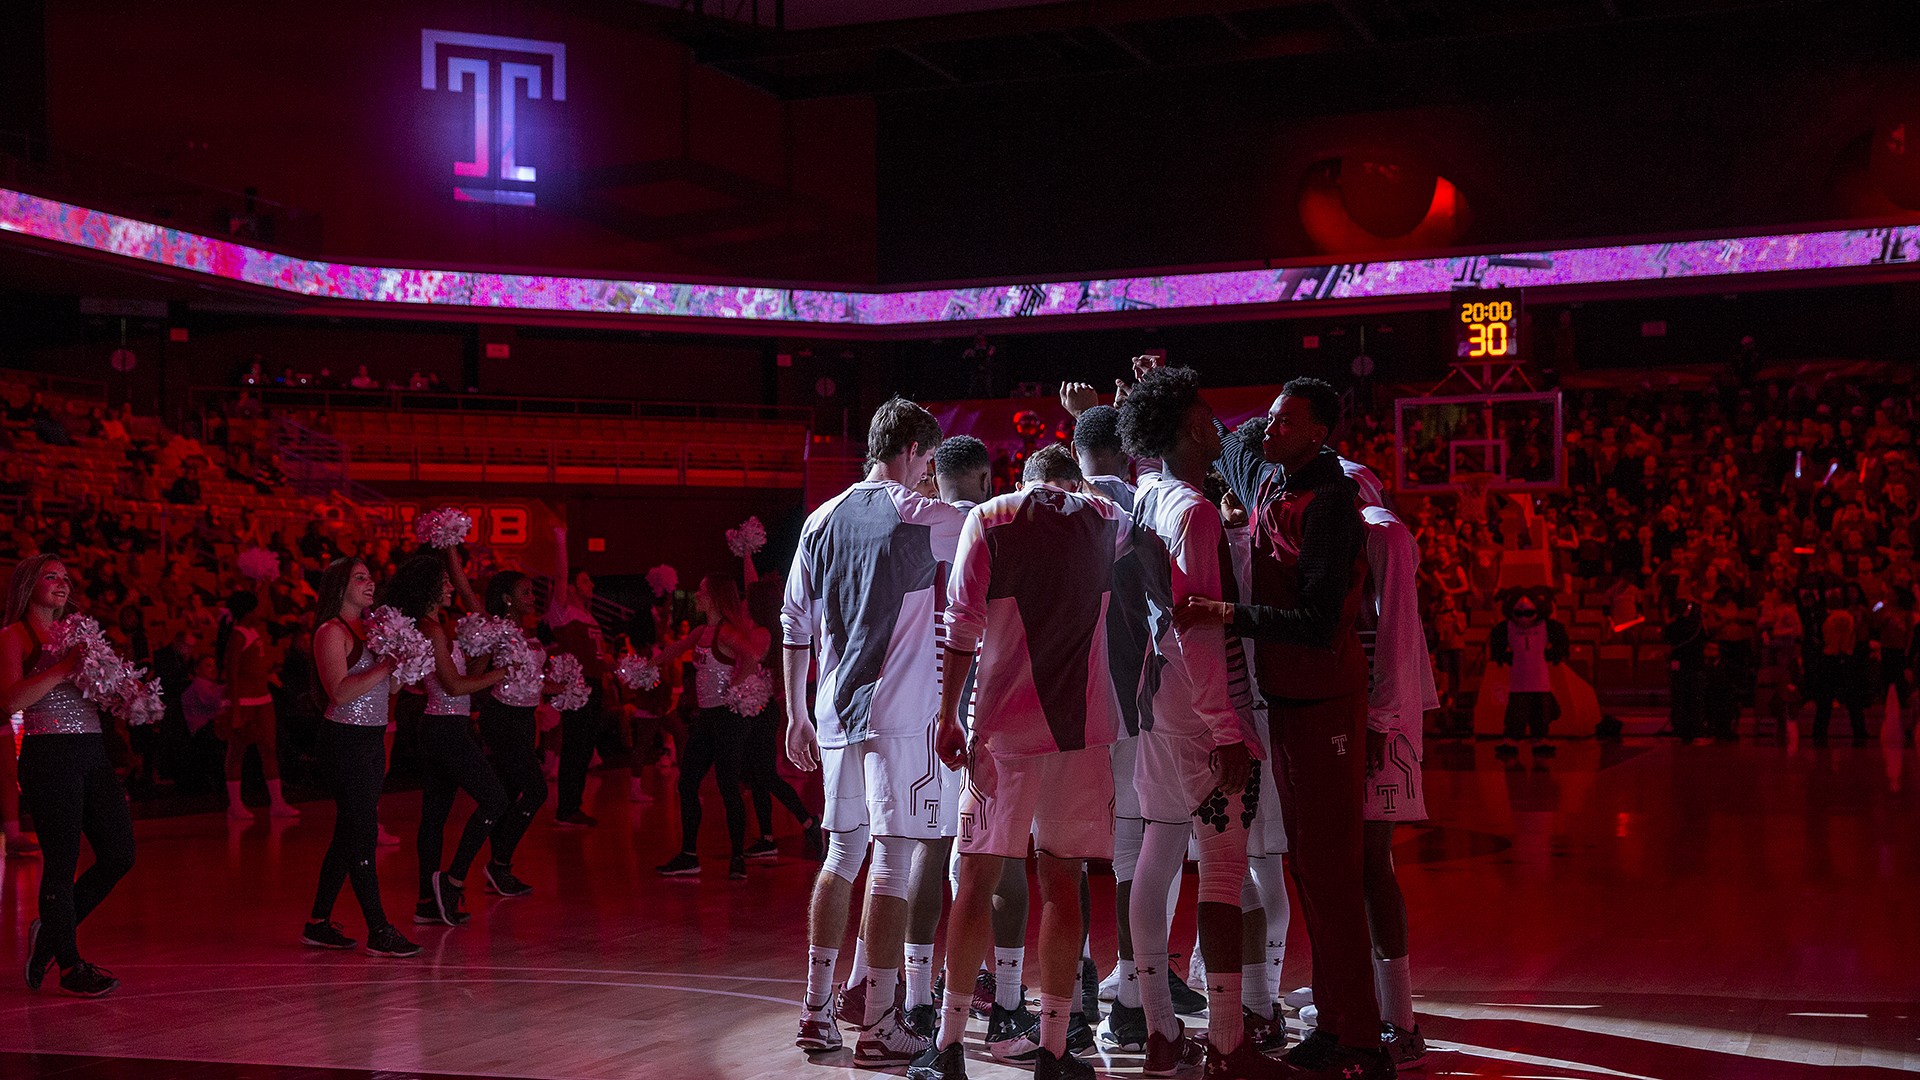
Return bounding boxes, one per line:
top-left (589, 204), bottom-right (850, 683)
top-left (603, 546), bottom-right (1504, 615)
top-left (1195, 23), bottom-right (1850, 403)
top-left (1454, 289), bottom-right (1523, 361)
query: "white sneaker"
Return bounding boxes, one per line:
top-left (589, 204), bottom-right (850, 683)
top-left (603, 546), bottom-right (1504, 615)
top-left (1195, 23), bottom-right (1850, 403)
top-left (1299, 1003), bottom-right (1318, 1029)
top-left (852, 1006), bottom-right (932, 1068)
top-left (1098, 963), bottom-right (1123, 1002)
top-left (1188, 952), bottom-right (1207, 995)
top-left (1282, 986), bottom-right (1315, 1012)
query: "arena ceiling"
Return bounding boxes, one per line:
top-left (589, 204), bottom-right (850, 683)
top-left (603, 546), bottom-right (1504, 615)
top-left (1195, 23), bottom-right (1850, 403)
top-left (617, 0), bottom-right (1832, 98)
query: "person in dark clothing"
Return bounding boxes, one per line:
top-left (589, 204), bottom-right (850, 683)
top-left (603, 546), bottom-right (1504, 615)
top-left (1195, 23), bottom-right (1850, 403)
top-left (1663, 599), bottom-right (1708, 743)
top-left (1179, 376), bottom-right (1392, 1080)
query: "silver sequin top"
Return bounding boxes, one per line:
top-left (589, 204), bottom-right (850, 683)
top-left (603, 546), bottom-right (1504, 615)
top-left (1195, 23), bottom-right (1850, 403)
top-left (424, 645), bottom-right (470, 717)
top-left (21, 638), bottom-right (102, 736)
top-left (691, 644), bottom-right (733, 711)
top-left (324, 625), bottom-right (391, 727)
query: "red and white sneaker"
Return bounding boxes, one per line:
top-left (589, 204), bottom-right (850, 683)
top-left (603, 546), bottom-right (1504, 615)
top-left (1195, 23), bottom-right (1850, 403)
top-left (853, 1006), bottom-right (934, 1069)
top-left (835, 979), bottom-right (869, 1028)
top-left (797, 1004), bottom-right (843, 1053)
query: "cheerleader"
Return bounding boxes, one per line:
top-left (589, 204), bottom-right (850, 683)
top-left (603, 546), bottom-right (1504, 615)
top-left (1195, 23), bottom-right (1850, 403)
top-left (301, 557), bottom-right (420, 958)
top-left (652, 573), bottom-right (767, 881)
top-left (474, 571), bottom-right (557, 899)
top-left (386, 552), bottom-right (508, 926)
top-left (218, 589), bottom-right (299, 819)
top-left (0, 554), bottom-right (134, 996)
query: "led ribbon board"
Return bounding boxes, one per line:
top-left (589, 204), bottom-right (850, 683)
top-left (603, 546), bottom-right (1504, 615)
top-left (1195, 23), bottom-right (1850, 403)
top-left (2, 187), bottom-right (1917, 328)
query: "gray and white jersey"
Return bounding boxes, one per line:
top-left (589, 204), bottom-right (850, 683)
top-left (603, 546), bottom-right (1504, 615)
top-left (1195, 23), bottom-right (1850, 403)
top-left (782, 479), bottom-right (965, 748)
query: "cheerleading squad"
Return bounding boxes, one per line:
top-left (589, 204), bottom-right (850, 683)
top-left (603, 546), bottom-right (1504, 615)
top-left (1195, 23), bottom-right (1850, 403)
top-left (0, 501), bottom-right (787, 988)
top-left (779, 362), bottom-right (1434, 1080)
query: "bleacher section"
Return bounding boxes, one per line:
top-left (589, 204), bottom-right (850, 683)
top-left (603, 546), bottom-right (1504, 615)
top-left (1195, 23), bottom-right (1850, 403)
top-left (201, 389), bottom-right (810, 490)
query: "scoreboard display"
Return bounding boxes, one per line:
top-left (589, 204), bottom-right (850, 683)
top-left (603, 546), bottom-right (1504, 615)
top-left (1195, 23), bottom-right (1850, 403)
top-left (1454, 289), bottom-right (1523, 361)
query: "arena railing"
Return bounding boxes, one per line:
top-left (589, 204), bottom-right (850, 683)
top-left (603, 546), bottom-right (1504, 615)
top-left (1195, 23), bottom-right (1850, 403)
top-left (190, 385), bottom-right (813, 426)
top-left (0, 366), bottom-right (108, 403)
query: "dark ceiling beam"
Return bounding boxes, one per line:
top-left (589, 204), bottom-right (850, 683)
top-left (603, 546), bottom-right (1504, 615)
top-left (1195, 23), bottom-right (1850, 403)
top-left (1094, 23), bottom-right (1154, 65)
top-left (1325, 0), bottom-right (1381, 42)
top-left (692, 0), bottom-right (1320, 65)
top-left (1213, 12), bottom-right (1251, 39)
top-left (894, 44), bottom-right (963, 82)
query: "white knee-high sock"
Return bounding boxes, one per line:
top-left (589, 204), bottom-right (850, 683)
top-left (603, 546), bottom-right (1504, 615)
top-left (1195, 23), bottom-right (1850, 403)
top-left (1205, 971), bottom-right (1243, 1051)
top-left (805, 946), bottom-right (840, 1011)
top-left (905, 943), bottom-right (936, 1008)
top-left (1243, 963), bottom-right (1273, 1019)
top-left (1375, 954), bottom-right (1415, 1029)
top-left (1250, 855), bottom-right (1290, 999)
top-left (866, 966), bottom-right (899, 1027)
top-left (938, 988), bottom-right (970, 1048)
top-left (1130, 822), bottom-right (1189, 1042)
top-left (993, 947), bottom-right (1025, 1010)
top-left (1039, 992), bottom-right (1072, 1056)
top-left (848, 937), bottom-right (871, 989)
top-left (1117, 959), bottom-right (1141, 1008)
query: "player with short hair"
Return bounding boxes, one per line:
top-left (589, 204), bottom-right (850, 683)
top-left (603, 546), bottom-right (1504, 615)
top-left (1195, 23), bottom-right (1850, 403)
top-left (1181, 377), bottom-right (1394, 1080)
top-left (1117, 368), bottom-right (1283, 1079)
top-left (785, 397), bottom-right (964, 1066)
top-left (908, 442), bottom-right (1127, 1080)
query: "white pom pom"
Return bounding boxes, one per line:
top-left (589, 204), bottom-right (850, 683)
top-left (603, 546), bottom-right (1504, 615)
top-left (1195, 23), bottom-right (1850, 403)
top-left (645, 564), bottom-right (679, 598)
top-left (238, 547), bottom-right (280, 581)
top-left (49, 614), bottom-right (162, 724)
top-left (726, 516), bottom-right (768, 558)
top-left (414, 507), bottom-right (473, 550)
top-left (547, 653), bottom-right (589, 711)
top-left (363, 605), bottom-right (435, 686)
top-left (454, 613), bottom-right (515, 658)
top-left (615, 654), bottom-right (661, 691)
top-left (722, 666), bottom-right (773, 717)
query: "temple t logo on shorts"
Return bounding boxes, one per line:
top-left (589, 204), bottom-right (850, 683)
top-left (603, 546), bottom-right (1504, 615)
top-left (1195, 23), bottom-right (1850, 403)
top-left (421, 30), bottom-right (567, 207)
top-left (1331, 734), bottom-right (1349, 755)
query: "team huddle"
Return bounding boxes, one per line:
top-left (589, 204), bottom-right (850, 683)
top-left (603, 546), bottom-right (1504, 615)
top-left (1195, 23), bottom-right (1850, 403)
top-left (778, 363), bottom-right (1436, 1080)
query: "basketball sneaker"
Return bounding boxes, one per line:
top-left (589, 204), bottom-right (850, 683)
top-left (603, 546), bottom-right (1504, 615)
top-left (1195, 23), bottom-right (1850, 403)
top-left (1245, 1007), bottom-right (1289, 1054)
top-left (985, 1001), bottom-right (1043, 1062)
top-left (853, 1005), bottom-right (932, 1068)
top-left (1101, 1000), bottom-right (1148, 1053)
top-left (907, 1041), bottom-right (968, 1080)
top-left (1383, 1021), bottom-right (1428, 1068)
top-left (1202, 1035), bottom-right (1291, 1080)
top-left (1034, 1047), bottom-right (1096, 1080)
top-left (1143, 1024), bottom-right (1207, 1077)
top-left (796, 1003), bottom-right (842, 1053)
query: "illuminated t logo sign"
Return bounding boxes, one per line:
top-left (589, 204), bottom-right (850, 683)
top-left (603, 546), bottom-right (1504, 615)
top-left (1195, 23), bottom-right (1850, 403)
top-left (420, 30), bottom-right (567, 207)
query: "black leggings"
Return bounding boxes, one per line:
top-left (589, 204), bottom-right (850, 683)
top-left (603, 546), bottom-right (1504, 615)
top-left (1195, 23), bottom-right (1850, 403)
top-left (478, 698), bottom-right (546, 867)
top-left (310, 722), bottom-right (389, 930)
top-left (19, 733), bottom-right (135, 969)
top-left (679, 706), bottom-right (748, 857)
top-left (745, 708), bottom-right (810, 837)
top-left (417, 715), bottom-right (510, 898)
top-left (555, 687), bottom-right (601, 818)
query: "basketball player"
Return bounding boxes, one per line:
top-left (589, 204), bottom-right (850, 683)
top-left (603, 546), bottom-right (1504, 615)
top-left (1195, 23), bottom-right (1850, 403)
top-left (1117, 367), bottom-right (1282, 1079)
top-left (903, 435), bottom-right (1038, 1047)
top-left (1214, 460), bottom-right (1292, 1056)
top-left (907, 445), bottom-right (1125, 1080)
top-left (1059, 390), bottom-right (1156, 1050)
top-left (784, 398), bottom-right (964, 1066)
top-left (1346, 459), bottom-right (1438, 1069)
top-left (1180, 378), bottom-right (1394, 1080)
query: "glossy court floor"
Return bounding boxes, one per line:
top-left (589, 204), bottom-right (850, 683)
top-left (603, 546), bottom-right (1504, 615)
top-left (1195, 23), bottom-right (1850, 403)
top-left (0, 734), bottom-right (1913, 1080)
